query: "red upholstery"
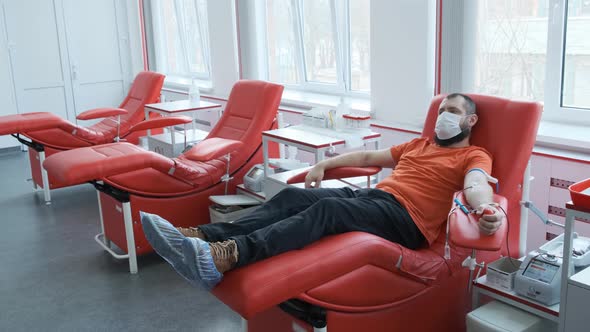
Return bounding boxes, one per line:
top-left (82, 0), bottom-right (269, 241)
top-left (44, 80), bottom-right (284, 195)
top-left (128, 115), bottom-right (192, 133)
top-left (449, 192), bottom-right (508, 251)
top-left (76, 107), bottom-right (128, 121)
top-left (211, 94), bottom-right (542, 331)
top-left (43, 80), bottom-right (284, 255)
top-left (103, 80), bottom-right (284, 196)
top-left (0, 112), bottom-right (64, 135)
top-left (0, 71), bottom-right (164, 150)
top-left (183, 138), bottom-right (244, 162)
top-left (43, 143), bottom-right (174, 186)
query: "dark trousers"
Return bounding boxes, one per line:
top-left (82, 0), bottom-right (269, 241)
top-left (199, 187), bottom-right (425, 268)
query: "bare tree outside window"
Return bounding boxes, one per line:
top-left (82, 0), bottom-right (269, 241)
top-left (264, 0), bottom-right (370, 95)
top-left (350, 0), bottom-right (370, 91)
top-left (266, 0), bottom-right (298, 84)
top-left (151, 0), bottom-right (210, 80)
top-left (474, 0), bottom-right (549, 101)
top-left (302, 0), bottom-right (337, 84)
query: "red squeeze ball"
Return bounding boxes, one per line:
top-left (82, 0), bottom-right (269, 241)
top-left (482, 208), bottom-right (494, 216)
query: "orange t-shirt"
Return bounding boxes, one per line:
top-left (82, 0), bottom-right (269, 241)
top-left (376, 137), bottom-right (492, 245)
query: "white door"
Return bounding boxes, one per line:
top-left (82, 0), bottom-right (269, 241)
top-left (62, 0), bottom-right (131, 115)
top-left (0, 3), bottom-right (18, 148)
top-left (3, 0), bottom-right (75, 120)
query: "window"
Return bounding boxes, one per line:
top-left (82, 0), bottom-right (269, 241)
top-left (460, 0), bottom-right (590, 124)
top-left (561, 0), bottom-right (590, 109)
top-left (262, 0), bottom-right (370, 95)
top-left (469, 0), bottom-right (549, 101)
top-left (148, 0), bottom-right (211, 83)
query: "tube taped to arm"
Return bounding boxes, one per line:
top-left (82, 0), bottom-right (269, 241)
top-left (467, 168), bottom-right (499, 192)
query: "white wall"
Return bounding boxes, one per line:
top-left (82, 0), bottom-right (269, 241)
top-left (0, 2), bottom-right (18, 149)
top-left (206, 0), bottom-right (240, 98)
top-left (126, 0), bottom-right (147, 77)
top-left (370, 0), bottom-right (437, 128)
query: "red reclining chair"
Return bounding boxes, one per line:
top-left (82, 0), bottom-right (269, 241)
top-left (209, 94), bottom-right (542, 332)
top-left (43, 80), bottom-right (284, 274)
top-left (0, 71), bottom-right (165, 204)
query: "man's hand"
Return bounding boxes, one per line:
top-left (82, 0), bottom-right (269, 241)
top-left (476, 203), bottom-right (503, 235)
top-left (304, 165), bottom-right (325, 188)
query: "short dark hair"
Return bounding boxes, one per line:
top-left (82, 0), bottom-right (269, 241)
top-left (446, 93), bottom-right (476, 115)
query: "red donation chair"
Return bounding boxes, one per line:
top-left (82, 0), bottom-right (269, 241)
top-left (209, 94), bottom-right (542, 332)
top-left (43, 80), bottom-right (284, 274)
top-left (0, 71), bottom-right (165, 204)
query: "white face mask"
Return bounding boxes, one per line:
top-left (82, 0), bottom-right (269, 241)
top-left (435, 112), bottom-right (463, 140)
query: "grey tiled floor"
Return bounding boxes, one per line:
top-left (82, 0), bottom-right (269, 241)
top-left (0, 149), bottom-right (242, 332)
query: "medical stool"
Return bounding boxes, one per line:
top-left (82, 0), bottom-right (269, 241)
top-left (467, 301), bottom-right (553, 332)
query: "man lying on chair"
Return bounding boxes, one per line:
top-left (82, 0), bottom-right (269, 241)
top-left (141, 93), bottom-right (504, 291)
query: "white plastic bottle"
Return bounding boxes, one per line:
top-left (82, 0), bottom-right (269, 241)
top-left (335, 97), bottom-right (350, 129)
top-left (188, 77), bottom-right (200, 105)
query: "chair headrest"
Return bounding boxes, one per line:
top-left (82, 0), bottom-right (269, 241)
top-left (127, 71), bottom-right (166, 102)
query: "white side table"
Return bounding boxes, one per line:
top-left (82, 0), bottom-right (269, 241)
top-left (144, 100), bottom-right (222, 156)
top-left (261, 125), bottom-right (381, 178)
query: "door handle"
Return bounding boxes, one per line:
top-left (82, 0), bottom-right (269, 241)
top-left (71, 64), bottom-right (78, 80)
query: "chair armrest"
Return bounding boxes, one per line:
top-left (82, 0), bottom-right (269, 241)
top-left (184, 137), bottom-right (244, 161)
top-left (286, 166), bottom-right (382, 184)
top-left (448, 191), bottom-right (508, 251)
top-left (128, 115), bottom-right (193, 133)
top-left (76, 108), bottom-right (128, 120)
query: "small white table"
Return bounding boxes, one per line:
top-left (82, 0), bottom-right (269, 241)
top-left (145, 99), bottom-right (221, 117)
top-left (144, 100), bottom-right (222, 154)
top-left (261, 125), bottom-right (381, 178)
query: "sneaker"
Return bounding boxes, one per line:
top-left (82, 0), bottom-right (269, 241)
top-left (182, 238), bottom-right (239, 291)
top-left (209, 240), bottom-right (239, 274)
top-left (140, 212), bottom-right (204, 288)
top-left (177, 227), bottom-right (206, 240)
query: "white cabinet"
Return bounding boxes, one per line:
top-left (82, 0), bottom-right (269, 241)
top-left (562, 267), bottom-right (590, 332)
top-left (0, 0), bottom-right (134, 148)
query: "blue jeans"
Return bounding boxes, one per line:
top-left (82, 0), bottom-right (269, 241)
top-left (199, 187), bottom-right (425, 267)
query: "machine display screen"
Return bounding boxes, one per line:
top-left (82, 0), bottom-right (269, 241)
top-left (247, 167), bottom-right (263, 178)
top-left (523, 258), bottom-right (560, 284)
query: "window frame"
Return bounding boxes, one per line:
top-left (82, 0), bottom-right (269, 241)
top-left (544, 0), bottom-right (590, 124)
top-left (259, 0), bottom-right (370, 98)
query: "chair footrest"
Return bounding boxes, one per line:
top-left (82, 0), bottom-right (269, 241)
top-left (43, 143), bottom-right (174, 186)
top-left (0, 112), bottom-right (66, 135)
top-left (94, 233), bottom-right (129, 260)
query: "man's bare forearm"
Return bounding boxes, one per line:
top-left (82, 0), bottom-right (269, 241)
top-left (465, 182), bottom-right (494, 208)
top-left (464, 171), bottom-right (494, 208)
top-left (314, 151), bottom-right (370, 171)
